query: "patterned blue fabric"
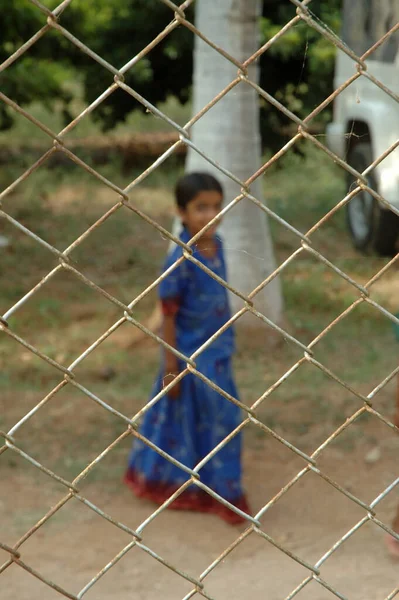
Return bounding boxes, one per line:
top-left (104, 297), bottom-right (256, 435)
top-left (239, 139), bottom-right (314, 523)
top-left (127, 228), bottom-right (245, 503)
top-left (158, 227), bottom-right (235, 359)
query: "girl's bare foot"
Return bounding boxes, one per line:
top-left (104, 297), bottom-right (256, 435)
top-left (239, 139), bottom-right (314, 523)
top-left (385, 534), bottom-right (399, 559)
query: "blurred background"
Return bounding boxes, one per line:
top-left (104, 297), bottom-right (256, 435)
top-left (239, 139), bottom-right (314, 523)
top-left (1, 1), bottom-right (399, 598)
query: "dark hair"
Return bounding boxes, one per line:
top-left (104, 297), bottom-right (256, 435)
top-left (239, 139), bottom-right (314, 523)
top-left (175, 172), bottom-right (223, 210)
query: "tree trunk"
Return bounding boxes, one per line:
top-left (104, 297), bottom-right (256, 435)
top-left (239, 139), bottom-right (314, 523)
top-left (342, 0), bottom-right (399, 62)
top-left (181, 0), bottom-right (283, 328)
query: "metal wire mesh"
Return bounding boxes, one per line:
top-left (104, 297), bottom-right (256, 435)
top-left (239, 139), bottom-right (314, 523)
top-left (1, 0), bottom-right (399, 598)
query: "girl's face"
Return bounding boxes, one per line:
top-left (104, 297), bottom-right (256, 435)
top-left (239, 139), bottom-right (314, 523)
top-left (179, 190), bottom-right (223, 238)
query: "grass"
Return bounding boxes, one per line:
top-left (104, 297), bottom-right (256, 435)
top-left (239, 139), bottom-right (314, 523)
top-left (1, 134), bottom-right (398, 486)
top-left (0, 86), bottom-right (191, 144)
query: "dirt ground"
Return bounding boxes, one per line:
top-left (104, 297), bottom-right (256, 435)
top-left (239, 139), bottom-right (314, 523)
top-left (2, 429), bottom-right (399, 600)
top-left (1, 157), bottom-right (399, 599)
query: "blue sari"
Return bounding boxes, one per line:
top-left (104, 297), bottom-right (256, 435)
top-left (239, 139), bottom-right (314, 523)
top-left (124, 228), bottom-right (249, 523)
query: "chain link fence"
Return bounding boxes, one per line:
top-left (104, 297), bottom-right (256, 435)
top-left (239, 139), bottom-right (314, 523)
top-left (1, 0), bottom-right (399, 598)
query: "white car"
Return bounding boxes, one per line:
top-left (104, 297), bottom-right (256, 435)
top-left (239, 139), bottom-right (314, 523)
top-left (326, 10), bottom-right (399, 256)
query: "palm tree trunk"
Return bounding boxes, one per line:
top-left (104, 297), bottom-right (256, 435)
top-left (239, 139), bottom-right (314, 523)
top-left (342, 0), bottom-right (399, 62)
top-left (184, 0), bottom-right (283, 327)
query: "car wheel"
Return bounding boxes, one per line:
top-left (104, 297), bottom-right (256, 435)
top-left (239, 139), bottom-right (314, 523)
top-left (346, 142), bottom-right (399, 256)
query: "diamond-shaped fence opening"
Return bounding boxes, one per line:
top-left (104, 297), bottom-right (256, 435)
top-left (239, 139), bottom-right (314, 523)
top-left (1, 0), bottom-right (399, 598)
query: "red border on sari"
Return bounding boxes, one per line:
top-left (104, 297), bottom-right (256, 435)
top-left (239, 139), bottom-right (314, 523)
top-left (124, 468), bottom-right (250, 525)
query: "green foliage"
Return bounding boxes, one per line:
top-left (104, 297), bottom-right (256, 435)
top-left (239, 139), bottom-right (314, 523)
top-left (0, 0), bottom-right (75, 129)
top-left (0, 0), bottom-right (342, 149)
top-left (259, 0), bottom-right (342, 149)
top-left (47, 0), bottom-right (194, 132)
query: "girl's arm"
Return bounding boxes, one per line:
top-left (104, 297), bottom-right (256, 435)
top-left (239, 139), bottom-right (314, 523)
top-left (162, 313), bottom-right (180, 399)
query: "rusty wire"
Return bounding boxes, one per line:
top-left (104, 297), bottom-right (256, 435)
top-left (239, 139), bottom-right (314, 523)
top-left (1, 0), bottom-right (399, 598)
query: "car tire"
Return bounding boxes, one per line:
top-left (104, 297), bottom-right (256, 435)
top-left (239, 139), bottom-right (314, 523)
top-left (346, 142), bottom-right (399, 256)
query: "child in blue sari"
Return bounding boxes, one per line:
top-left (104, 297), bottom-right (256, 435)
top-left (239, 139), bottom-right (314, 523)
top-left (124, 172), bottom-right (249, 524)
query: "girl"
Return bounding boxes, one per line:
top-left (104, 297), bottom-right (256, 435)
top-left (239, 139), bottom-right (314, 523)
top-left (124, 172), bottom-right (249, 525)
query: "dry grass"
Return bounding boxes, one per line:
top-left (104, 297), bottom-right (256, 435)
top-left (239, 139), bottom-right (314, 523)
top-left (1, 147), bottom-right (398, 485)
